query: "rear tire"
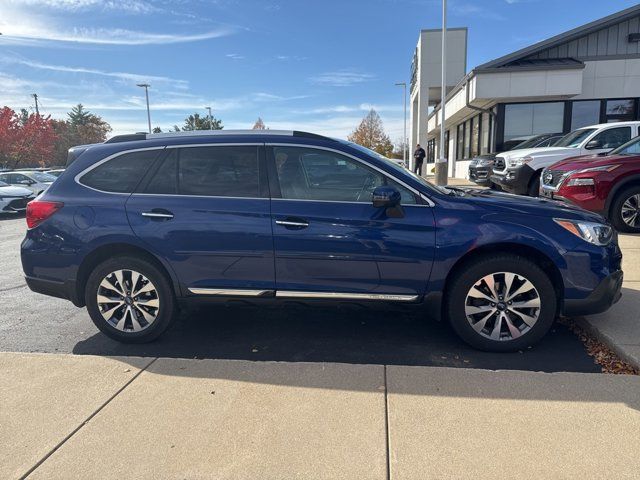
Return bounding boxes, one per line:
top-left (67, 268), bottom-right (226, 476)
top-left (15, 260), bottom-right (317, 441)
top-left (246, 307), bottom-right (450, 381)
top-left (85, 256), bottom-right (175, 343)
top-left (446, 254), bottom-right (557, 352)
top-left (527, 173), bottom-right (541, 197)
top-left (610, 186), bottom-right (640, 233)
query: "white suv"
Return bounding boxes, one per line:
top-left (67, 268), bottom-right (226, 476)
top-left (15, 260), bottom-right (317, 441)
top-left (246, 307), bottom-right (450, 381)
top-left (490, 121), bottom-right (640, 196)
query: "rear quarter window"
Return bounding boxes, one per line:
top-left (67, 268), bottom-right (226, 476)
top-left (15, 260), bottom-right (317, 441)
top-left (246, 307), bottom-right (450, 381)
top-left (80, 149), bottom-right (161, 193)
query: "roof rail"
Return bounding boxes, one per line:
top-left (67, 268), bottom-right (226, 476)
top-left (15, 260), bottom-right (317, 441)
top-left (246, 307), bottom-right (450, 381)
top-left (105, 133), bottom-right (147, 144)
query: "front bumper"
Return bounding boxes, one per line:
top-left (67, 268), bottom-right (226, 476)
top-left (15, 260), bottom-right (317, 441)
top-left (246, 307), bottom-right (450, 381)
top-left (490, 164), bottom-right (536, 195)
top-left (469, 165), bottom-right (493, 186)
top-left (1, 196), bottom-right (34, 212)
top-left (563, 270), bottom-right (623, 316)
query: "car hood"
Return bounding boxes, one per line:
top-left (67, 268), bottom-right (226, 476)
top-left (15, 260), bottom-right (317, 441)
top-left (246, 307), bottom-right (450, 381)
top-left (454, 187), bottom-right (604, 222)
top-left (497, 146), bottom-right (580, 160)
top-left (549, 153), bottom-right (639, 172)
top-left (0, 185), bottom-right (34, 197)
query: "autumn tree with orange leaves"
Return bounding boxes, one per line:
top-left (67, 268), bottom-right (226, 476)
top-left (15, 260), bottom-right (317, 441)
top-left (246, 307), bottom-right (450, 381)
top-left (0, 107), bottom-right (58, 169)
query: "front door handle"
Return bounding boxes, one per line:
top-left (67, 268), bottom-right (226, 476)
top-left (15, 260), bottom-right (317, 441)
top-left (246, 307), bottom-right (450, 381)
top-left (275, 218), bottom-right (309, 229)
top-left (141, 209), bottom-right (174, 220)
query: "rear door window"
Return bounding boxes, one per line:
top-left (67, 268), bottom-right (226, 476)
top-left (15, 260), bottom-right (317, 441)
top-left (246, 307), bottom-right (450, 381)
top-left (80, 149), bottom-right (161, 193)
top-left (143, 146), bottom-right (261, 198)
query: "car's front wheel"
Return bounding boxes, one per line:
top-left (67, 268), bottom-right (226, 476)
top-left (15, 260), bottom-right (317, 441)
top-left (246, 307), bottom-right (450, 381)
top-left (446, 254), bottom-right (557, 351)
top-left (610, 186), bottom-right (640, 233)
top-left (85, 256), bottom-right (175, 343)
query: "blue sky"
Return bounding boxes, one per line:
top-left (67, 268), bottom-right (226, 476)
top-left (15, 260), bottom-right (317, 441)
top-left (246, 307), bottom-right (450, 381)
top-left (1, 0), bottom-right (638, 140)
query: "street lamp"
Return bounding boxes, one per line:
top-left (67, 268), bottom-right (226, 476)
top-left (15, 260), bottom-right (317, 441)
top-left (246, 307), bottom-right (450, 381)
top-left (136, 83), bottom-right (152, 134)
top-left (205, 106), bottom-right (213, 130)
top-left (434, 0), bottom-right (448, 186)
top-left (395, 82), bottom-right (407, 167)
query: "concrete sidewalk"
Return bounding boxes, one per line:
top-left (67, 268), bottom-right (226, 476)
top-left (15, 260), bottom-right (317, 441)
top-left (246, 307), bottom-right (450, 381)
top-left (2, 352), bottom-right (640, 480)
top-left (578, 233), bottom-right (640, 368)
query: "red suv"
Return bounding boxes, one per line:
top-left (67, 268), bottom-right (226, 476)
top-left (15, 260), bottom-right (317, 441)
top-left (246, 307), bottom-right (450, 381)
top-left (540, 135), bottom-right (640, 233)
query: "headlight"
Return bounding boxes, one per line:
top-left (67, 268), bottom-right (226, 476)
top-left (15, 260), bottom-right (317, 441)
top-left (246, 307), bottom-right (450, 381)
top-left (507, 156), bottom-right (533, 168)
top-left (566, 178), bottom-right (595, 187)
top-left (575, 164), bottom-right (620, 174)
top-left (554, 218), bottom-right (613, 246)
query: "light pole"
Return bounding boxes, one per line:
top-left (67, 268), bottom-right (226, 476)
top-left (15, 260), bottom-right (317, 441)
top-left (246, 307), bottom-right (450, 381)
top-left (136, 83), bottom-right (152, 134)
top-left (205, 106), bottom-right (213, 130)
top-left (434, 0), bottom-right (448, 186)
top-left (395, 82), bottom-right (408, 167)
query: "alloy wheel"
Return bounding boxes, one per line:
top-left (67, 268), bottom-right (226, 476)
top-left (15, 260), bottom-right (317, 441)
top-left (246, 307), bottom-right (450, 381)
top-left (464, 272), bottom-right (541, 341)
top-left (621, 193), bottom-right (640, 228)
top-left (96, 269), bottom-right (160, 332)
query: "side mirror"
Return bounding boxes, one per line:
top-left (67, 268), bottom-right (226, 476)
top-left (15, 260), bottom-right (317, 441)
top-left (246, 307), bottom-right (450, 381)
top-left (372, 186), bottom-right (404, 218)
top-left (372, 186), bottom-right (401, 208)
top-left (585, 139), bottom-right (603, 150)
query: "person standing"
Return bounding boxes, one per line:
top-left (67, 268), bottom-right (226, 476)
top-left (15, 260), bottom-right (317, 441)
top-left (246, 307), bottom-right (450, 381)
top-left (413, 144), bottom-right (426, 176)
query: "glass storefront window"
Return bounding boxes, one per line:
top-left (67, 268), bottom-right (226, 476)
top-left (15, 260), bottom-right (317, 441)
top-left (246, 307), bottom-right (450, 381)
top-left (457, 124), bottom-right (464, 160)
top-left (571, 101), bottom-right (600, 130)
top-left (463, 120), bottom-right (471, 158)
top-left (480, 112), bottom-right (491, 154)
top-left (470, 116), bottom-right (480, 158)
top-left (606, 99), bottom-right (635, 122)
top-left (503, 102), bottom-right (564, 141)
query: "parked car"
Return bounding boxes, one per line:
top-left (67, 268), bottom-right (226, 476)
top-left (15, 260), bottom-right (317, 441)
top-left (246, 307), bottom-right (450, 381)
top-left (22, 130), bottom-right (622, 352)
top-left (0, 180), bottom-right (35, 214)
top-left (0, 171), bottom-right (57, 195)
top-left (491, 121), bottom-right (640, 196)
top-left (469, 133), bottom-right (563, 187)
top-left (540, 134), bottom-right (640, 233)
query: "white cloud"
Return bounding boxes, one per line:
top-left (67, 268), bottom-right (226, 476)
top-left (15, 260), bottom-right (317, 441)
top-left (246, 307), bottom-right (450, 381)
top-left (310, 70), bottom-right (375, 87)
top-left (2, 57), bottom-right (189, 88)
top-left (226, 53), bottom-right (245, 60)
top-left (0, 26), bottom-right (235, 46)
top-left (5, 0), bottom-right (160, 14)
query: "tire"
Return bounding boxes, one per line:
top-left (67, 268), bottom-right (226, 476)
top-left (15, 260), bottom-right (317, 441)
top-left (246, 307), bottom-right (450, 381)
top-left (527, 173), bottom-right (541, 197)
top-left (85, 256), bottom-right (175, 343)
top-left (446, 254), bottom-right (557, 352)
top-left (609, 186), bottom-right (640, 233)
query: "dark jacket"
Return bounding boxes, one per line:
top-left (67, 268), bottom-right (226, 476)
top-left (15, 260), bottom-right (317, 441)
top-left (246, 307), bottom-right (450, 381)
top-left (414, 147), bottom-right (426, 162)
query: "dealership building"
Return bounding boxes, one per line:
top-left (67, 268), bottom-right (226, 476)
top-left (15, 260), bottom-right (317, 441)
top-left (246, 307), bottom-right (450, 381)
top-left (410, 4), bottom-right (640, 178)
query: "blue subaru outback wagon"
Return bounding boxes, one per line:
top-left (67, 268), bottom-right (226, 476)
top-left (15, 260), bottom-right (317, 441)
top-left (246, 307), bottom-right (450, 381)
top-left (21, 130), bottom-right (623, 351)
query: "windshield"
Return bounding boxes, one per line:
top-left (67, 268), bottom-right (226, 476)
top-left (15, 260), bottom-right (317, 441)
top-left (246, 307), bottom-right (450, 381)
top-left (610, 135), bottom-right (640, 155)
top-left (513, 136), bottom-right (546, 150)
top-left (28, 172), bottom-right (57, 182)
top-left (554, 128), bottom-right (597, 148)
top-left (336, 139), bottom-right (443, 194)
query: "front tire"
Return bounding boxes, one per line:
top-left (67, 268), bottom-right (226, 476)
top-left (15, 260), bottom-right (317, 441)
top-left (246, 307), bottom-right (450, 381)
top-left (446, 254), bottom-right (557, 352)
top-left (610, 186), bottom-right (640, 233)
top-left (85, 256), bottom-right (175, 343)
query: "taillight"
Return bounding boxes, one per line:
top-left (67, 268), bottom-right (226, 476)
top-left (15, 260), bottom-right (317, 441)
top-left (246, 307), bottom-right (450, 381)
top-left (26, 200), bottom-right (63, 229)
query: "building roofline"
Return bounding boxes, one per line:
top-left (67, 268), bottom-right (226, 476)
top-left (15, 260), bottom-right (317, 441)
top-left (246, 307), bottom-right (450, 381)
top-left (476, 4), bottom-right (640, 70)
top-left (419, 27), bottom-right (468, 33)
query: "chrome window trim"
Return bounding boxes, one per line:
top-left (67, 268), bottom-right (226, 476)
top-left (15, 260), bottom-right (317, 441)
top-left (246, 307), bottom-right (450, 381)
top-left (132, 193), bottom-right (267, 200)
top-left (75, 146), bottom-right (167, 195)
top-left (275, 291), bottom-right (419, 302)
top-left (188, 288), bottom-right (273, 296)
top-left (75, 143), bottom-right (262, 195)
top-left (267, 143), bottom-right (436, 207)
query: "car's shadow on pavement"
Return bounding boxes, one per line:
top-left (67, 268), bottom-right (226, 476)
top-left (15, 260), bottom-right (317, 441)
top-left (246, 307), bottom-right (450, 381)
top-left (72, 302), bottom-right (600, 373)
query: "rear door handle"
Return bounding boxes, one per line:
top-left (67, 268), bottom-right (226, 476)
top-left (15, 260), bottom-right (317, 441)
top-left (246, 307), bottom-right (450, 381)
top-left (275, 218), bottom-right (309, 229)
top-left (141, 209), bottom-right (174, 220)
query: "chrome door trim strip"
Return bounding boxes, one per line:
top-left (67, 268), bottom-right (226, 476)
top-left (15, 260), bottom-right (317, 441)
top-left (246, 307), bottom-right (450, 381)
top-left (188, 288), bottom-right (273, 296)
top-left (275, 291), bottom-right (419, 302)
top-left (275, 220), bottom-right (309, 227)
top-left (265, 143), bottom-right (436, 207)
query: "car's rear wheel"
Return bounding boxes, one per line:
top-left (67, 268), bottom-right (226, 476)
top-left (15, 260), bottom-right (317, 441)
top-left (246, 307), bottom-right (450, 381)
top-left (85, 256), bottom-right (175, 343)
top-left (446, 254), bottom-right (557, 351)
top-left (610, 186), bottom-right (640, 233)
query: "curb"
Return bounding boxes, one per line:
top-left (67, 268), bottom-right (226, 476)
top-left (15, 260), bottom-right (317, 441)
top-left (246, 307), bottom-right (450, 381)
top-left (575, 317), bottom-right (640, 370)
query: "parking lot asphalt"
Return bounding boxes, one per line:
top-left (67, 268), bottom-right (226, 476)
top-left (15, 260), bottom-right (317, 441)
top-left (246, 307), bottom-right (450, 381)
top-left (0, 214), bottom-right (600, 373)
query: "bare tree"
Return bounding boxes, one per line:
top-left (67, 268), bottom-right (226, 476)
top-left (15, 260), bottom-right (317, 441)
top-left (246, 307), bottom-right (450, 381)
top-left (252, 117), bottom-right (267, 130)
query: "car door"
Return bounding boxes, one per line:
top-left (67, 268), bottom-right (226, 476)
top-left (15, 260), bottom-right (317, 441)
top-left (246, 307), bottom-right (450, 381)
top-left (126, 144), bottom-right (275, 295)
top-left (581, 126), bottom-right (632, 155)
top-left (268, 144), bottom-right (435, 298)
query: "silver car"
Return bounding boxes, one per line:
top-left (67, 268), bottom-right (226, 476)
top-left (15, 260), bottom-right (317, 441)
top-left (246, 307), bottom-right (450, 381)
top-left (0, 180), bottom-right (35, 214)
top-left (0, 171), bottom-right (56, 195)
